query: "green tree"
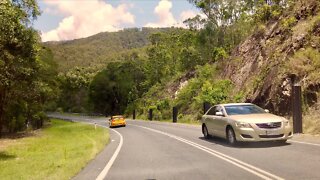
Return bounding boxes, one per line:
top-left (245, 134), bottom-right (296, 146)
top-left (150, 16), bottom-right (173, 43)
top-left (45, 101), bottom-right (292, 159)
top-left (89, 55), bottom-right (146, 115)
top-left (195, 80), bottom-right (233, 105)
top-left (0, 0), bottom-right (42, 135)
top-left (57, 67), bottom-right (95, 113)
top-left (187, 0), bottom-right (272, 58)
top-left (188, 0), bottom-right (247, 27)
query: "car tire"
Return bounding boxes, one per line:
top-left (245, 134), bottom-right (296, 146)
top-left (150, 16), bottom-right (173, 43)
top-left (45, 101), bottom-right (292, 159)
top-left (202, 124), bottom-right (210, 139)
top-left (226, 127), bottom-right (237, 146)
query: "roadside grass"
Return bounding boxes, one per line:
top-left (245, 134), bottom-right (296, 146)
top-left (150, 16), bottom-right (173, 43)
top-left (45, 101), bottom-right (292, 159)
top-left (160, 118), bottom-right (201, 125)
top-left (135, 115), bottom-right (200, 125)
top-left (0, 119), bottom-right (109, 180)
top-left (50, 112), bottom-right (105, 118)
top-left (304, 113), bottom-right (320, 135)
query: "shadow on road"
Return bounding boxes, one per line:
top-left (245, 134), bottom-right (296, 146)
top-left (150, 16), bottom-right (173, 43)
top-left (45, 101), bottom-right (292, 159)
top-left (109, 126), bottom-right (126, 129)
top-left (199, 136), bottom-right (291, 148)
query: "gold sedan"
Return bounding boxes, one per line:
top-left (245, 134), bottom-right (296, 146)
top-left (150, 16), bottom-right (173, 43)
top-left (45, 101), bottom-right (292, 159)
top-left (109, 115), bottom-right (126, 128)
top-left (201, 103), bottom-right (292, 145)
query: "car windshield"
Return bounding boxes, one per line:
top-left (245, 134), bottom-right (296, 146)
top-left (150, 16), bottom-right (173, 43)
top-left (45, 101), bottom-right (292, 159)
top-left (112, 116), bottom-right (123, 119)
top-left (224, 105), bottom-right (267, 115)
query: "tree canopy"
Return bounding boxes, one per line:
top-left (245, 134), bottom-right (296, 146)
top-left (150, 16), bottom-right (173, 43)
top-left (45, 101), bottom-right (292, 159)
top-left (0, 0), bottom-right (57, 135)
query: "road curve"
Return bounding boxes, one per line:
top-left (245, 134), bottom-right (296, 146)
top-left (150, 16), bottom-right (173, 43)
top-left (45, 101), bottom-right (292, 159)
top-left (48, 114), bottom-right (320, 180)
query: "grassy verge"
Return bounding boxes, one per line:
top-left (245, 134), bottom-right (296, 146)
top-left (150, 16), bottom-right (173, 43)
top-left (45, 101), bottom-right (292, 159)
top-left (304, 113), bottom-right (320, 135)
top-left (0, 119), bottom-right (109, 180)
top-left (135, 115), bottom-right (201, 125)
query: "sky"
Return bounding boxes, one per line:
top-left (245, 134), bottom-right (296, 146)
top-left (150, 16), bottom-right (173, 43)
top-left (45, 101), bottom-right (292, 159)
top-left (33, 0), bottom-right (200, 42)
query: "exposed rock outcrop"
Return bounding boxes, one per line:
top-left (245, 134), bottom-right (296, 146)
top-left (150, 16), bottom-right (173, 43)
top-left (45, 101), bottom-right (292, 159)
top-left (224, 0), bottom-right (320, 115)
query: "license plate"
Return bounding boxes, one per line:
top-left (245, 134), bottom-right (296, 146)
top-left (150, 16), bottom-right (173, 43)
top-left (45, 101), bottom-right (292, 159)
top-left (266, 130), bottom-right (279, 135)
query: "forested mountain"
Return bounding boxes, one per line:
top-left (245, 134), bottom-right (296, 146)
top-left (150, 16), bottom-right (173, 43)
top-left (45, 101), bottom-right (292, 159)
top-left (45, 28), bottom-right (179, 72)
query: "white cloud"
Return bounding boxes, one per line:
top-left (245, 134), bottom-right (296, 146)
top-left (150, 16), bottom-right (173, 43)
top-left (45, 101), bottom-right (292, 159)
top-left (145, 0), bottom-right (176, 28)
top-left (145, 0), bottom-right (198, 28)
top-left (180, 10), bottom-right (197, 21)
top-left (41, 0), bottom-right (135, 42)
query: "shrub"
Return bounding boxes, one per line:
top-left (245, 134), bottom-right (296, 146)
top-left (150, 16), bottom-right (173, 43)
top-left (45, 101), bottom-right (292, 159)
top-left (212, 47), bottom-right (228, 62)
top-left (174, 78), bottom-right (202, 108)
top-left (194, 80), bottom-right (233, 106)
top-left (311, 15), bottom-right (320, 34)
top-left (254, 24), bottom-right (267, 39)
top-left (286, 48), bottom-right (320, 83)
top-left (281, 17), bottom-right (297, 29)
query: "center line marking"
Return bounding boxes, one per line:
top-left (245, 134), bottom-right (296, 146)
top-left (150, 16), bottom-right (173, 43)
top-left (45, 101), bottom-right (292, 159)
top-left (133, 124), bottom-right (284, 180)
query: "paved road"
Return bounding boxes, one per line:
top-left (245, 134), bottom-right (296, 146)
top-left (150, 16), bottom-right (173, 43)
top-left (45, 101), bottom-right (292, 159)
top-left (48, 114), bottom-right (320, 180)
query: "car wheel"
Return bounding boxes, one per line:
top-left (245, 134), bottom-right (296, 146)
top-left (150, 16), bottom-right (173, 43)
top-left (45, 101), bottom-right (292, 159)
top-left (202, 125), bottom-right (210, 139)
top-left (226, 127), bottom-right (237, 146)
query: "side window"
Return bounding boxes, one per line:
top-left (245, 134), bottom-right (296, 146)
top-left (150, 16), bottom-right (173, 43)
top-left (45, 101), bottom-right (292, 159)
top-left (216, 106), bottom-right (225, 116)
top-left (207, 107), bottom-right (217, 115)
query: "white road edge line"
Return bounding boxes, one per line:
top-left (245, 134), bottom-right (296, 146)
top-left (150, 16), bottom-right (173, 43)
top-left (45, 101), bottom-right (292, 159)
top-left (133, 124), bottom-right (284, 180)
top-left (96, 127), bottom-right (123, 180)
top-left (48, 118), bottom-right (124, 180)
top-left (289, 140), bottom-right (320, 147)
top-left (81, 122), bottom-right (123, 180)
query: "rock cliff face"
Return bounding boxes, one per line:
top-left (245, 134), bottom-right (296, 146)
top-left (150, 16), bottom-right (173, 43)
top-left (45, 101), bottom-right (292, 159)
top-left (224, 0), bottom-right (320, 115)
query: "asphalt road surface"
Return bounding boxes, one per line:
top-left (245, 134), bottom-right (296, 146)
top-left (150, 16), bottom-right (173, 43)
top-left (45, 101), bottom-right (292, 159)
top-left (48, 114), bottom-right (320, 180)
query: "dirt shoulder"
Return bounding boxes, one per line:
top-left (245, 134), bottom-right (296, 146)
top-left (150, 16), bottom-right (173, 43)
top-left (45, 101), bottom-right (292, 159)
top-left (292, 133), bottom-right (320, 145)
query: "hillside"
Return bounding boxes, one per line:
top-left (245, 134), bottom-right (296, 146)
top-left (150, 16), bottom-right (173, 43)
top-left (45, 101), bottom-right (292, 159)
top-left (128, 1), bottom-right (320, 133)
top-left (224, 1), bottom-right (319, 114)
top-left (222, 0), bottom-right (320, 133)
top-left (44, 27), bottom-right (177, 72)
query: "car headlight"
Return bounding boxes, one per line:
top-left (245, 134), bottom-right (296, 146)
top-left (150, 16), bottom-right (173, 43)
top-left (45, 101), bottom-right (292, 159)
top-left (235, 122), bottom-right (252, 128)
top-left (284, 120), bottom-right (290, 127)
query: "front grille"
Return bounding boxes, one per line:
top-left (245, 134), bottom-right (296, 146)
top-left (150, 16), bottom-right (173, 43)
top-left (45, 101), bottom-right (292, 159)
top-left (256, 122), bottom-right (282, 129)
top-left (259, 134), bottom-right (284, 138)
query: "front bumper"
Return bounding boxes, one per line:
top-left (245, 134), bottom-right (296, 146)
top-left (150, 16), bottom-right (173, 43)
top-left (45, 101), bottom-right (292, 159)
top-left (234, 125), bottom-right (293, 142)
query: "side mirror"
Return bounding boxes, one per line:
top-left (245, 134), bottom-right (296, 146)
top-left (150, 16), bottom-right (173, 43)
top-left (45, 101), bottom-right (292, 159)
top-left (216, 112), bottom-right (224, 116)
top-left (265, 109), bottom-right (270, 113)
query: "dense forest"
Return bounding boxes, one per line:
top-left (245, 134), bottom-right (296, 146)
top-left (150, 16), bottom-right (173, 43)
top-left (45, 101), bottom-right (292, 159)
top-left (1, 0), bottom-right (320, 135)
top-left (0, 0), bottom-right (58, 136)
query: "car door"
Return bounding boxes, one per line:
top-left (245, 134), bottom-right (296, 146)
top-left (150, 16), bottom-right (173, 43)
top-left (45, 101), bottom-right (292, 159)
top-left (214, 106), bottom-right (228, 137)
top-left (204, 106), bottom-right (219, 136)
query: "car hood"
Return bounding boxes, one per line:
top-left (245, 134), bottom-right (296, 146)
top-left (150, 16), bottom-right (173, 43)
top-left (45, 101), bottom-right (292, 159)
top-left (228, 113), bottom-right (284, 123)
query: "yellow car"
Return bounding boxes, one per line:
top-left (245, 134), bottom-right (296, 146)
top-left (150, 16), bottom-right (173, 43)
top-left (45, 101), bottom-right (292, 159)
top-left (109, 115), bottom-right (126, 128)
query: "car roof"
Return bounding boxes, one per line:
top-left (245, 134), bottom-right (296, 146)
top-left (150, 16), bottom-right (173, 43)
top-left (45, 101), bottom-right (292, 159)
top-left (112, 115), bottom-right (123, 118)
top-left (218, 103), bottom-right (254, 107)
